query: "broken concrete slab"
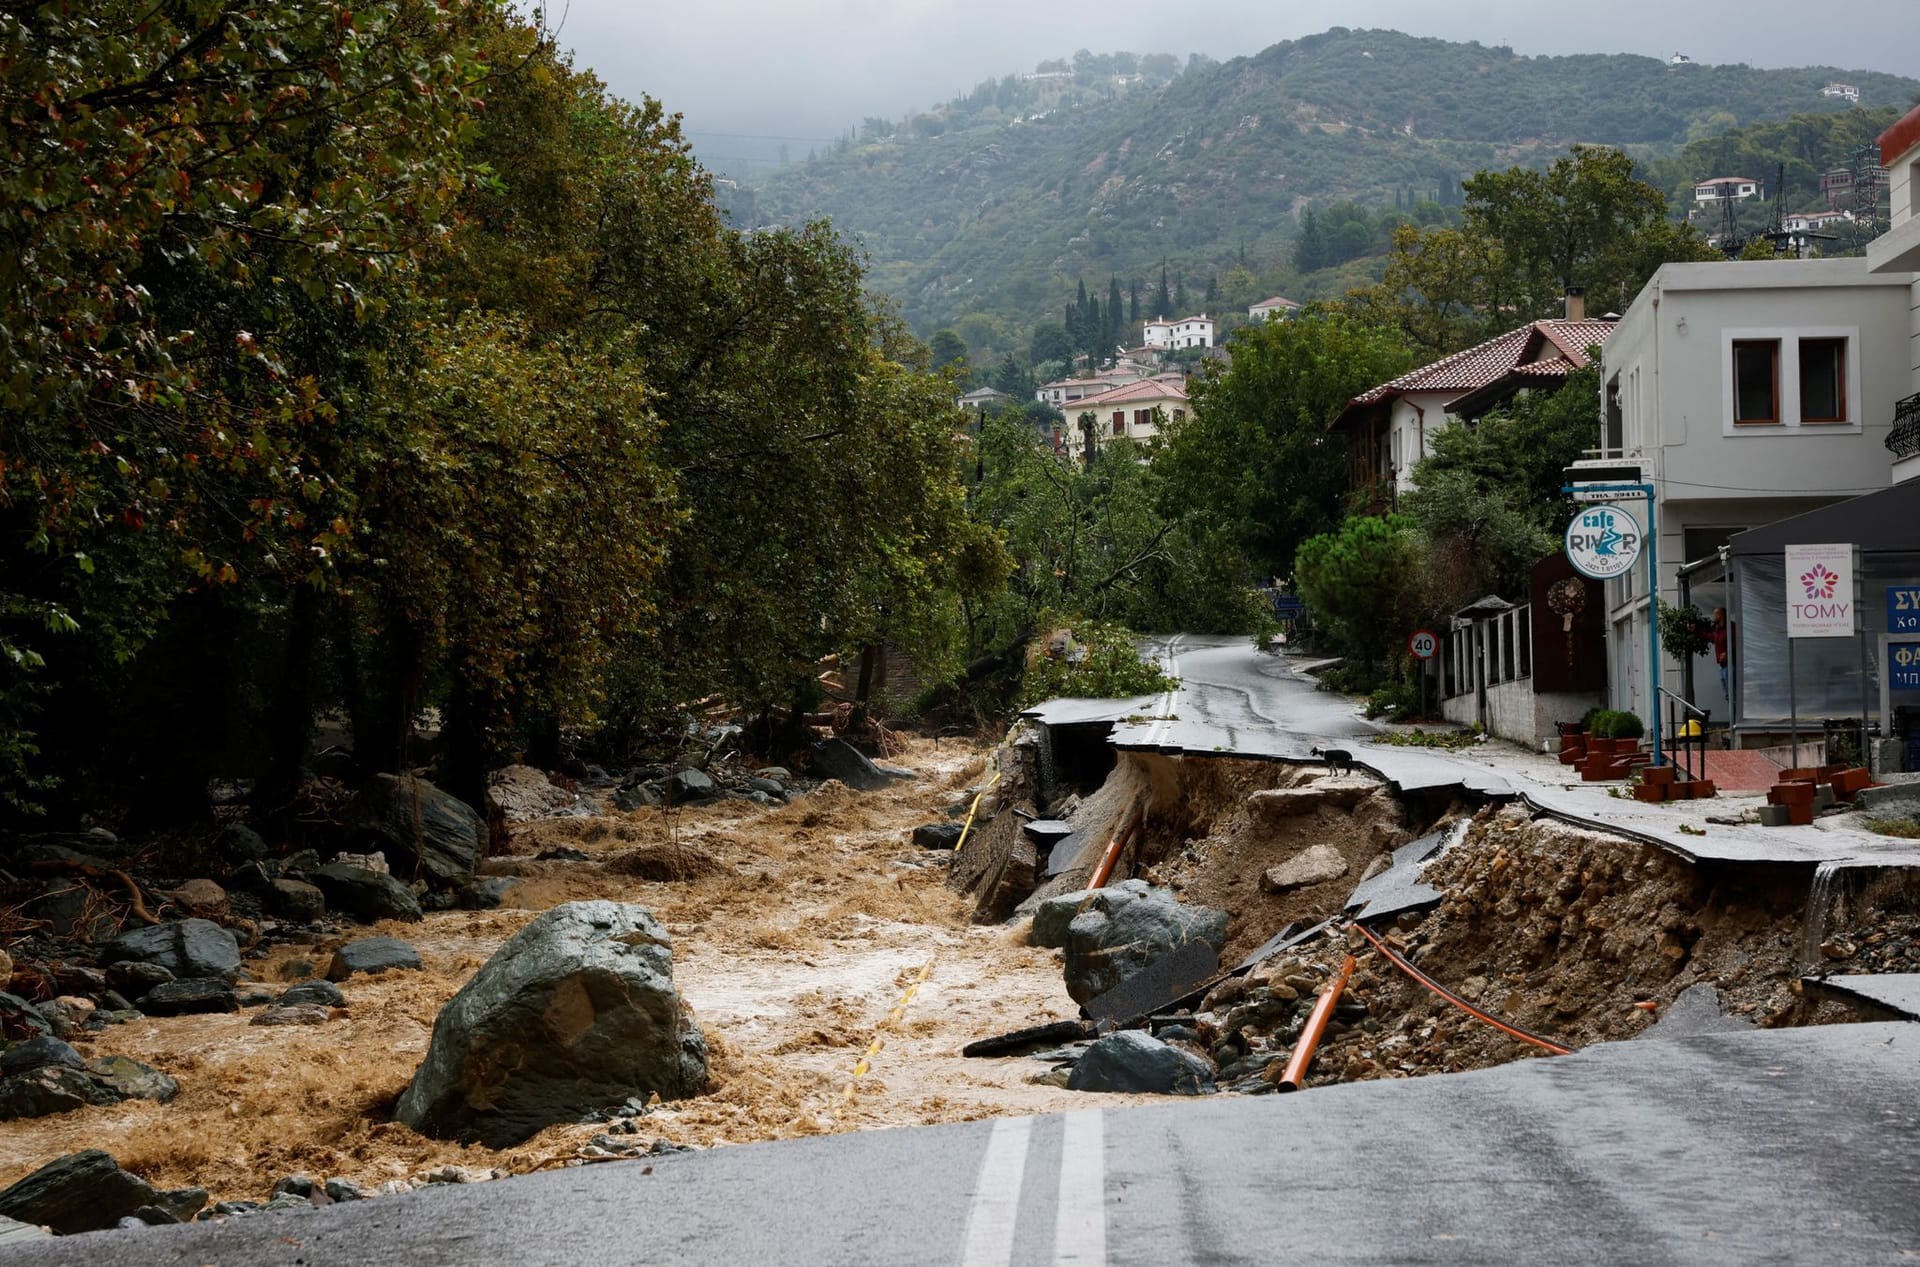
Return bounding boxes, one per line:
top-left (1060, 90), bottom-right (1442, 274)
top-left (1260, 844), bottom-right (1349, 894)
top-left (961, 1019), bottom-right (1094, 1058)
top-left (1344, 828), bottom-right (1453, 923)
top-left (1246, 784), bottom-right (1374, 818)
top-left (1638, 984), bottom-right (1755, 1040)
top-left (1235, 919), bottom-right (1338, 971)
top-left (1803, 972), bottom-right (1920, 1020)
top-left (1854, 784), bottom-right (1920, 818)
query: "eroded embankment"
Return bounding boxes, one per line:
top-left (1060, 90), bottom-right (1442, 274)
top-left (974, 736), bottom-right (1890, 1091)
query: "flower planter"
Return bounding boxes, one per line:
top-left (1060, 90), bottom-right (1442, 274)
top-left (1586, 737), bottom-right (1617, 757)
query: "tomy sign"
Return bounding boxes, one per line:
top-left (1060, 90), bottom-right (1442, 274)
top-left (1564, 502), bottom-right (1643, 581)
top-left (1785, 543), bottom-right (1854, 639)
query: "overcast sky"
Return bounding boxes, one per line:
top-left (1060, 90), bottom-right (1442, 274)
top-left (542, 0), bottom-right (1918, 162)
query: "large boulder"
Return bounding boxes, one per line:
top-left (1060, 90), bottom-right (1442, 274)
top-left (137, 978), bottom-right (239, 1016)
top-left (309, 863), bottom-right (423, 924)
top-left (103, 919), bottom-right (241, 981)
top-left (0, 1150), bottom-right (159, 1234)
top-left (326, 936), bottom-right (421, 981)
top-left (394, 901), bottom-right (707, 1148)
top-left (810, 739), bottom-right (911, 792)
top-left (1067, 1030), bottom-right (1216, 1095)
top-left (344, 774), bottom-right (483, 884)
top-left (485, 765), bottom-right (579, 823)
top-left (1033, 881), bottom-right (1229, 1005)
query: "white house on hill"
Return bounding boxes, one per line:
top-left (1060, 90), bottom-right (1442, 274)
top-left (1143, 314), bottom-right (1214, 350)
top-left (1248, 296), bottom-right (1300, 322)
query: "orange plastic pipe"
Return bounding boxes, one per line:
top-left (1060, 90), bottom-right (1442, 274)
top-left (1086, 814), bottom-right (1140, 890)
top-left (1275, 953), bottom-right (1357, 1092)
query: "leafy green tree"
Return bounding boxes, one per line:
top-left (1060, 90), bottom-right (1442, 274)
top-left (929, 329), bottom-right (970, 372)
top-left (1030, 322), bottom-right (1074, 367)
top-left (1156, 312), bottom-right (1416, 579)
top-left (991, 353), bottom-right (1034, 398)
top-left (1295, 515), bottom-right (1421, 666)
top-left (1347, 148), bottom-right (1716, 354)
top-left (1399, 367), bottom-right (1600, 609)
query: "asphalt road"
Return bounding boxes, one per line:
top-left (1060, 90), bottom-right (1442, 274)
top-left (1029, 637), bottom-right (1920, 866)
top-left (10, 1023), bottom-right (1919, 1265)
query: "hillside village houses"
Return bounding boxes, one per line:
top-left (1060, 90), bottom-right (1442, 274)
top-left (1405, 99), bottom-right (1920, 759)
top-left (1143, 313), bottom-right (1215, 349)
top-left (1330, 299), bottom-right (1618, 507)
top-left (1057, 374), bottom-right (1190, 463)
top-left (1248, 295), bottom-right (1301, 321)
top-left (1694, 175), bottom-right (1763, 204)
top-left (955, 385), bottom-right (1013, 412)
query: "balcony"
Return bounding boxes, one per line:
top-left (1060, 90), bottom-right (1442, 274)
top-left (1890, 393), bottom-right (1920, 462)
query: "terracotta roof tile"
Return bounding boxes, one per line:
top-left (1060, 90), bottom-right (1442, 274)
top-left (1072, 378), bottom-right (1189, 408)
top-left (1347, 319), bottom-right (1614, 408)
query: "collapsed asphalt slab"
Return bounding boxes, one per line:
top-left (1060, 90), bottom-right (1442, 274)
top-left (1029, 635), bottom-right (1920, 872)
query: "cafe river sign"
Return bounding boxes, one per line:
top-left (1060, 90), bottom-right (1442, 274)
top-left (1564, 502), bottom-right (1643, 581)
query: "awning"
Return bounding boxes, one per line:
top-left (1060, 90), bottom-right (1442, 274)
top-left (1727, 482), bottom-right (1920, 556)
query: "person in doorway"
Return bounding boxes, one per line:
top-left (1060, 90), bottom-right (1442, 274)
top-left (1708, 607), bottom-right (1729, 699)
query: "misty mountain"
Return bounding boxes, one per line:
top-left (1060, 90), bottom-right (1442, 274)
top-left (742, 29), bottom-right (1916, 346)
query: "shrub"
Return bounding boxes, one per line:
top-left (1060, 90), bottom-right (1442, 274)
top-left (1016, 616), bottom-right (1177, 709)
top-left (1588, 709), bottom-right (1645, 739)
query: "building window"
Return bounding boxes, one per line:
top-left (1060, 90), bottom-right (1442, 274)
top-left (1172, 408), bottom-right (1185, 424)
top-left (1731, 340), bottom-right (1779, 424)
top-left (1134, 409), bottom-right (1151, 429)
top-left (1798, 338), bottom-right (1846, 423)
top-left (1604, 377), bottom-right (1624, 455)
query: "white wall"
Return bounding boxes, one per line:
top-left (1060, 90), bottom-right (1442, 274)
top-left (1597, 259), bottom-right (1916, 729)
top-left (1385, 392), bottom-right (1458, 494)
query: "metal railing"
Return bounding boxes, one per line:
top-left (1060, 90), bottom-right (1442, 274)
top-left (1657, 686), bottom-right (1711, 783)
top-left (1889, 392), bottom-right (1920, 461)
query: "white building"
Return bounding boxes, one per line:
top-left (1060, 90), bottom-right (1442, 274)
top-left (1058, 376), bottom-right (1189, 461)
top-left (1694, 176), bottom-right (1762, 204)
top-left (1143, 314), bottom-right (1214, 350)
top-left (1594, 259), bottom-right (1915, 732)
top-left (956, 386), bottom-right (1012, 412)
top-left (1867, 102), bottom-right (1920, 480)
top-left (1821, 82), bottom-right (1860, 103)
top-left (1669, 52), bottom-right (1696, 67)
top-left (1248, 296), bottom-right (1300, 321)
top-left (1781, 209), bottom-right (1853, 234)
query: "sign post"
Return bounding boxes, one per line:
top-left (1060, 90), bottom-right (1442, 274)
top-left (1408, 628), bottom-right (1439, 721)
top-left (1561, 489), bottom-right (1661, 765)
top-left (1784, 543), bottom-right (1857, 766)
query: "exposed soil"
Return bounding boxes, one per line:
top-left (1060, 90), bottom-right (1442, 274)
top-left (3, 734), bottom-right (1898, 1208)
top-left (0, 737), bottom-right (1157, 1203)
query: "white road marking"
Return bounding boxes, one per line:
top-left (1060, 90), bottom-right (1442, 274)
top-left (1145, 633), bottom-right (1184, 748)
top-left (960, 1116), bottom-right (1033, 1267)
top-left (1053, 1110), bottom-right (1106, 1265)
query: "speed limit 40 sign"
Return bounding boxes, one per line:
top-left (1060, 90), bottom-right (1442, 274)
top-left (1408, 629), bottom-right (1440, 660)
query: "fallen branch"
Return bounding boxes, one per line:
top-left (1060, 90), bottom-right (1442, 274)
top-left (25, 861), bottom-right (162, 928)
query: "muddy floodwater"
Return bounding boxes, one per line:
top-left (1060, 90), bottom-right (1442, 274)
top-left (0, 738), bottom-right (1160, 1202)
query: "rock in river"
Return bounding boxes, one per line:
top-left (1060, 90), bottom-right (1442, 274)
top-left (394, 901), bottom-right (707, 1148)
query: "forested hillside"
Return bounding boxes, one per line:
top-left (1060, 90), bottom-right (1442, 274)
top-left (747, 28), bottom-right (1916, 361)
